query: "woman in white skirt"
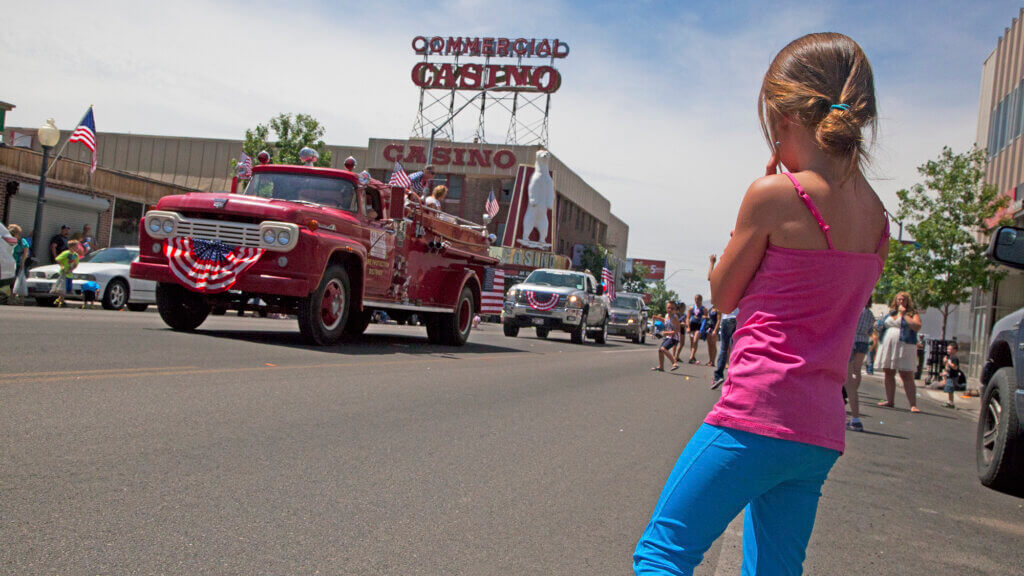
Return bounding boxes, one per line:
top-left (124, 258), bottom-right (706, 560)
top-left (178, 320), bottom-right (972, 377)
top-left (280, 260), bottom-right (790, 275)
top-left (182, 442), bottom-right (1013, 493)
top-left (874, 291), bottom-right (921, 412)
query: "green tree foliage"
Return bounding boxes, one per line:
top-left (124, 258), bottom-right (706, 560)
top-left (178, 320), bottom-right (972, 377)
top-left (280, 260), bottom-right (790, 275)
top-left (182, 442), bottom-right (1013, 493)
top-left (876, 146), bottom-right (1011, 338)
top-left (646, 280), bottom-right (679, 316)
top-left (241, 113), bottom-right (332, 168)
top-left (621, 263), bottom-right (651, 294)
top-left (577, 244), bottom-right (611, 277)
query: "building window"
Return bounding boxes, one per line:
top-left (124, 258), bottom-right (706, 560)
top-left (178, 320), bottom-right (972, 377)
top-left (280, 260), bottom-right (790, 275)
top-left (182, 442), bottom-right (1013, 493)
top-left (111, 198), bottom-right (145, 247)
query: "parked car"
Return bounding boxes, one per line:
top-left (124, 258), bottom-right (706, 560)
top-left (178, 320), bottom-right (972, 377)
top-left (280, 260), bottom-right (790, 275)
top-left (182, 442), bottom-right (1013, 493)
top-left (26, 246), bottom-right (155, 310)
top-left (977, 226), bottom-right (1024, 494)
top-left (0, 223), bottom-right (17, 289)
top-left (502, 268), bottom-right (609, 344)
top-left (608, 293), bottom-right (648, 344)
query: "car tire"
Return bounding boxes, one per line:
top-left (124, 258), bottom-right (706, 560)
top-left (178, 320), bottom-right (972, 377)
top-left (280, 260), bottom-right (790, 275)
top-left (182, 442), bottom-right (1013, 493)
top-left (102, 278), bottom-right (129, 310)
top-left (211, 306), bottom-right (227, 316)
top-left (570, 311), bottom-right (586, 344)
top-left (296, 264), bottom-right (350, 346)
top-left (536, 326), bottom-right (549, 339)
top-left (977, 367), bottom-right (1024, 493)
top-left (631, 331), bottom-right (641, 344)
top-left (438, 286), bottom-right (474, 346)
top-left (126, 303), bottom-right (148, 312)
top-left (503, 322), bottom-right (519, 337)
top-left (156, 282), bottom-right (210, 331)
top-left (641, 330), bottom-right (647, 345)
top-left (593, 317), bottom-right (608, 345)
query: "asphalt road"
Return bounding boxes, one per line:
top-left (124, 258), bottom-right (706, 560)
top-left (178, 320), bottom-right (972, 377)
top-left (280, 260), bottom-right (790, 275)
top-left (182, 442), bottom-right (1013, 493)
top-left (1, 306), bottom-right (1022, 575)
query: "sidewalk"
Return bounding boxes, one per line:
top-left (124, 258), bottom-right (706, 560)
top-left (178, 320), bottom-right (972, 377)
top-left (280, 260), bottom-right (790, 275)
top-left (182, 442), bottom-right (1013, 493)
top-left (859, 371), bottom-right (981, 421)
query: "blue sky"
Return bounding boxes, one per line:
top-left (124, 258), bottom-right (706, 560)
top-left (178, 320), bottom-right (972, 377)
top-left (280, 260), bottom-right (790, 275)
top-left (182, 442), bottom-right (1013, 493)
top-left (2, 0), bottom-right (1021, 298)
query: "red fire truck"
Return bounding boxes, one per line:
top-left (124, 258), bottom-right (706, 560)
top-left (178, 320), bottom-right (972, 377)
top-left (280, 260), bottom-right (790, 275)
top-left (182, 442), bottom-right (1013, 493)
top-left (130, 163), bottom-right (498, 346)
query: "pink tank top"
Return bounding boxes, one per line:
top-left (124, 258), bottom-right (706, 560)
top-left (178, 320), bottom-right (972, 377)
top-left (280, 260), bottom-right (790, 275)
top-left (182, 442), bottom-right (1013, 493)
top-left (704, 173), bottom-right (888, 453)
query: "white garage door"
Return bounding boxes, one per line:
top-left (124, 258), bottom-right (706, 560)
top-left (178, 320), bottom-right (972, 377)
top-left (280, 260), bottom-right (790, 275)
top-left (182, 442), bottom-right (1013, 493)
top-left (7, 182), bottom-right (109, 260)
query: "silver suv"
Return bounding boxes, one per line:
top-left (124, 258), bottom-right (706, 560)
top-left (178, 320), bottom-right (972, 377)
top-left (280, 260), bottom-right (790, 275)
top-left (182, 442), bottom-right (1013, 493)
top-left (608, 293), bottom-right (648, 344)
top-left (503, 268), bottom-right (609, 344)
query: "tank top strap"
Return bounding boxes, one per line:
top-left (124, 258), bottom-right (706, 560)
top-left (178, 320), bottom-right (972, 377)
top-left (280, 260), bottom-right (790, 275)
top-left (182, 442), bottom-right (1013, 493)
top-left (876, 213), bottom-right (891, 254)
top-left (783, 172), bottom-right (834, 250)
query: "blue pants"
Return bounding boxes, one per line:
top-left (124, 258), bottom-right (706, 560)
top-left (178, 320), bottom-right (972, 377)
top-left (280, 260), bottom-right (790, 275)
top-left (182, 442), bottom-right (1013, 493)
top-left (634, 424), bottom-right (839, 575)
top-left (713, 318), bottom-right (736, 381)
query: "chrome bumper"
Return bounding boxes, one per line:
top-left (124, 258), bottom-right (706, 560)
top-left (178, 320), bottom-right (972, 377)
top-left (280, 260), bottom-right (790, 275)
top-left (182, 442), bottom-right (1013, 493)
top-left (503, 301), bottom-right (583, 326)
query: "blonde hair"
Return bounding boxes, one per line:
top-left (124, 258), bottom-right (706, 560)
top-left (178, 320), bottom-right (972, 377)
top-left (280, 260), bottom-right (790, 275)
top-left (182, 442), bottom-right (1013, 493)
top-left (68, 239), bottom-right (81, 249)
top-left (758, 33), bottom-right (878, 179)
top-left (7, 224), bottom-right (21, 237)
top-left (432, 185), bottom-right (448, 199)
top-left (890, 291), bottom-right (916, 315)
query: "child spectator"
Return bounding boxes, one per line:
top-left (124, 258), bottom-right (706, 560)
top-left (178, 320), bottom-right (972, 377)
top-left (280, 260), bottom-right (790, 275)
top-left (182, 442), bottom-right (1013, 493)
top-left (942, 342), bottom-right (962, 409)
top-left (53, 240), bottom-right (81, 307)
top-left (81, 280), bottom-right (100, 309)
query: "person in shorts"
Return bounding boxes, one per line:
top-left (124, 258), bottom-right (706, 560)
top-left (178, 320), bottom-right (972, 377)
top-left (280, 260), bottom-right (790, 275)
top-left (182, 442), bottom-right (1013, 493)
top-left (652, 302), bottom-right (681, 372)
top-left (685, 294), bottom-right (707, 364)
top-left (845, 299), bottom-right (875, 431)
top-left (942, 342), bottom-right (962, 409)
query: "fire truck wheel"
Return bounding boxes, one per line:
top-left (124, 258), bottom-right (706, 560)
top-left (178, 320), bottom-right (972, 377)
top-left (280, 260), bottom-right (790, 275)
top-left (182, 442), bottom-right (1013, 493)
top-left (297, 264), bottom-right (350, 346)
top-left (156, 282), bottom-right (211, 331)
top-left (425, 313), bottom-right (443, 343)
top-left (439, 286), bottom-right (474, 346)
top-left (503, 322), bottom-right (520, 337)
top-left (344, 308), bottom-right (372, 337)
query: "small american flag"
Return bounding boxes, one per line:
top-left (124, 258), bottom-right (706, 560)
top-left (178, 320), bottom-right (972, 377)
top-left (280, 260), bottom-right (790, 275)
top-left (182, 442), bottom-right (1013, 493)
top-left (238, 151), bottom-right (253, 178)
top-left (481, 267), bottom-right (506, 314)
top-left (485, 190), bottom-right (499, 219)
top-left (388, 161), bottom-right (412, 188)
top-left (68, 107), bottom-right (97, 173)
top-left (601, 263), bottom-right (615, 301)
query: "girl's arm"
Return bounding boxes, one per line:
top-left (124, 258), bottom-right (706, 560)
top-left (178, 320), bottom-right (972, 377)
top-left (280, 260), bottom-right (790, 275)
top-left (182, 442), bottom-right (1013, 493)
top-left (710, 177), bottom-right (777, 311)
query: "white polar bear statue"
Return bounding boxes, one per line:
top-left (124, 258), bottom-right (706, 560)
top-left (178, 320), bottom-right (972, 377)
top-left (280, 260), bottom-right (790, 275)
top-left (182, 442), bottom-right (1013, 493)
top-left (519, 149), bottom-right (555, 249)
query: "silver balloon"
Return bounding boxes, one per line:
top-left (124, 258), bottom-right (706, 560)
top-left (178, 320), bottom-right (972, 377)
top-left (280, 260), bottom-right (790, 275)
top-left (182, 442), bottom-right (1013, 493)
top-left (299, 147), bottom-right (319, 166)
top-left (358, 171), bottom-right (371, 187)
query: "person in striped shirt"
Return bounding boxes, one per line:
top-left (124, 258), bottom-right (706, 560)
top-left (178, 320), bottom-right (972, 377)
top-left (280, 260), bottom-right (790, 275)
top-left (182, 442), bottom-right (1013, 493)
top-left (844, 299), bottom-right (876, 431)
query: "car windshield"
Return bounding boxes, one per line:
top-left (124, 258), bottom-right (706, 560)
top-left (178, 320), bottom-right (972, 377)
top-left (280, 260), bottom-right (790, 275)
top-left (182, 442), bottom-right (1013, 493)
top-left (611, 296), bottom-right (641, 310)
top-left (244, 172), bottom-right (358, 212)
top-left (81, 247), bottom-right (137, 264)
top-left (525, 270), bottom-right (585, 290)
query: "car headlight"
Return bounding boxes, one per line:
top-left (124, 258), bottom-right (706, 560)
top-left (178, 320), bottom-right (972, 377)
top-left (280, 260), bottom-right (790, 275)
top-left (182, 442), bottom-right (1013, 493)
top-left (567, 294), bottom-right (583, 308)
top-left (507, 288), bottom-right (518, 300)
top-left (30, 270), bottom-right (47, 279)
top-left (627, 318), bottom-right (635, 324)
top-left (263, 229), bottom-right (277, 244)
top-left (277, 230), bottom-right (290, 245)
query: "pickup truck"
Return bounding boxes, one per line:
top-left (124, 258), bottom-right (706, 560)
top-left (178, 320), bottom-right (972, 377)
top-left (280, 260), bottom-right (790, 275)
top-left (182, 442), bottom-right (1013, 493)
top-left (131, 163), bottom-right (499, 346)
top-left (502, 268), bottom-right (609, 344)
top-left (977, 226), bottom-right (1024, 494)
top-left (607, 292), bottom-right (649, 344)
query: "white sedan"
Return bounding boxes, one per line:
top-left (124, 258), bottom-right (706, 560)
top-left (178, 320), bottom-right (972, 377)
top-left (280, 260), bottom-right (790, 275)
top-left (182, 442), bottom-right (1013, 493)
top-left (26, 246), bottom-right (156, 310)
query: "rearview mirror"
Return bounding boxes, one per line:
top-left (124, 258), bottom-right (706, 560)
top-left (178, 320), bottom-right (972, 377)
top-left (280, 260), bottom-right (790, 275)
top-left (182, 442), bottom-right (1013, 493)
top-left (987, 226), bottom-right (1024, 270)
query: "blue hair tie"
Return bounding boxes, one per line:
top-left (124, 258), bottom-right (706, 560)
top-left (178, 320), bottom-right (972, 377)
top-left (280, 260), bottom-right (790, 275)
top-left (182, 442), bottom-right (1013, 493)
top-left (830, 103), bottom-right (850, 111)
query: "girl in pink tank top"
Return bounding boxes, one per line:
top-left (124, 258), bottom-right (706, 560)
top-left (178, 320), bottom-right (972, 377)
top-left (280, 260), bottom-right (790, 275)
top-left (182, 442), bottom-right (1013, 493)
top-left (635, 33), bottom-right (889, 576)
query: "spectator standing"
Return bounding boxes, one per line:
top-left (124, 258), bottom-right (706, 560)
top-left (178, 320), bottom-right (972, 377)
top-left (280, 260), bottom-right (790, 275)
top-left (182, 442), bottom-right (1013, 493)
top-left (685, 294), bottom-right (707, 364)
top-left (49, 225), bottom-right (70, 264)
top-left (634, 32), bottom-right (888, 574)
top-left (874, 291), bottom-right (921, 412)
top-left (708, 255), bottom-right (739, 390)
top-left (845, 299), bottom-right (875, 431)
top-left (673, 300), bottom-right (687, 363)
top-left (941, 342), bottom-right (963, 409)
top-left (8, 224), bottom-right (30, 305)
top-left (80, 224), bottom-right (94, 255)
top-left (704, 304), bottom-right (719, 367)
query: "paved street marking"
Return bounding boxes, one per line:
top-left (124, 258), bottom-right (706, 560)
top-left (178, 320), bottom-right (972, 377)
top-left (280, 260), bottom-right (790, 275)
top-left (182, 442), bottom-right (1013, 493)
top-left (603, 348), bottom-right (654, 354)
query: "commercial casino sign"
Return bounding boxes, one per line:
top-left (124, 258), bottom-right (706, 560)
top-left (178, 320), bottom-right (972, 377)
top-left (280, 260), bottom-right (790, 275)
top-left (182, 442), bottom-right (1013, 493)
top-left (411, 36), bottom-right (568, 93)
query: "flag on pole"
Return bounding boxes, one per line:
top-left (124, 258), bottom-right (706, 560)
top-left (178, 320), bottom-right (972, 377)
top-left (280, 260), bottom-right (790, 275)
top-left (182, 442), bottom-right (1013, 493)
top-left (481, 267), bottom-right (506, 314)
top-left (237, 151), bottom-right (253, 178)
top-left (388, 161), bottom-right (412, 188)
top-left (485, 190), bottom-right (500, 218)
top-left (601, 261), bottom-right (616, 301)
top-left (68, 107), bottom-right (97, 173)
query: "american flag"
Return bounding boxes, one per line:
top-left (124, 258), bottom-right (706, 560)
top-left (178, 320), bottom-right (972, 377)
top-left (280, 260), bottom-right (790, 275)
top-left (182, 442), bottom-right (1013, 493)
top-left (68, 107), bottom-right (97, 173)
top-left (601, 263), bottom-right (616, 301)
top-left (164, 237), bottom-right (265, 293)
top-left (481, 267), bottom-right (506, 314)
top-left (485, 190), bottom-right (499, 218)
top-left (238, 151), bottom-right (253, 178)
top-left (388, 161), bottom-right (412, 188)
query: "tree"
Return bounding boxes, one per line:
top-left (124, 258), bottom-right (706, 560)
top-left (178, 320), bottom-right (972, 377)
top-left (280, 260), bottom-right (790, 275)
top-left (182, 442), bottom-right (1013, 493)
top-left (875, 146), bottom-right (1011, 339)
top-left (647, 280), bottom-right (679, 316)
top-left (577, 244), bottom-right (612, 277)
top-left (621, 263), bottom-right (651, 294)
top-left (242, 113), bottom-right (332, 168)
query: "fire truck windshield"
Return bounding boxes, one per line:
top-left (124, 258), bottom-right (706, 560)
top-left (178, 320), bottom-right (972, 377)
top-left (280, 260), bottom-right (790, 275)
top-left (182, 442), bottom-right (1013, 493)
top-left (244, 172), bottom-right (359, 212)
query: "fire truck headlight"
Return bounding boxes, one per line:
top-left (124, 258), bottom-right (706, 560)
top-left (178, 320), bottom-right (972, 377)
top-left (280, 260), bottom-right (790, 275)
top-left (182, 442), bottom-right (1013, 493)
top-left (277, 231), bottom-right (291, 245)
top-left (149, 219), bottom-right (162, 233)
top-left (161, 220), bottom-right (174, 234)
top-left (263, 230), bottom-right (277, 244)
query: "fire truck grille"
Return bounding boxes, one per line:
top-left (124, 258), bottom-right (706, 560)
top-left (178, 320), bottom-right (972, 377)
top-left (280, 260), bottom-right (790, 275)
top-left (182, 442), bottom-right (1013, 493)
top-left (176, 218), bottom-right (263, 248)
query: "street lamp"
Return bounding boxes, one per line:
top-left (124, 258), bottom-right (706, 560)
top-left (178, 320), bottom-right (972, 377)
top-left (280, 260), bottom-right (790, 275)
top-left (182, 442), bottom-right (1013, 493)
top-left (31, 118), bottom-right (60, 263)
